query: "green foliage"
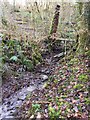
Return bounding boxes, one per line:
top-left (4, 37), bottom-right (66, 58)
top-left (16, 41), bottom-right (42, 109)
top-left (48, 105), bottom-right (61, 119)
top-left (78, 74), bottom-right (88, 82)
top-left (49, 76), bottom-right (55, 82)
top-left (32, 50), bottom-right (42, 66)
top-left (23, 59), bottom-right (34, 71)
top-left (28, 103), bottom-right (41, 116)
top-left (10, 56), bottom-right (18, 62)
top-left (77, 2), bottom-right (83, 15)
top-left (54, 79), bottom-right (58, 84)
top-left (68, 58), bottom-right (79, 65)
top-left (0, 33), bottom-right (4, 38)
top-left (2, 38), bottom-right (42, 71)
top-left (85, 50), bottom-right (90, 58)
top-left (73, 84), bottom-right (83, 89)
top-left (26, 93), bottom-right (31, 100)
top-left (85, 98), bottom-right (90, 105)
top-left (32, 104), bottom-right (41, 113)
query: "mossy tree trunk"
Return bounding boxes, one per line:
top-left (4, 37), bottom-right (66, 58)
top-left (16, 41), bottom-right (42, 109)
top-left (78, 2), bottom-right (83, 15)
top-left (50, 5), bottom-right (60, 35)
top-left (77, 2), bottom-right (90, 55)
top-left (83, 2), bottom-right (90, 50)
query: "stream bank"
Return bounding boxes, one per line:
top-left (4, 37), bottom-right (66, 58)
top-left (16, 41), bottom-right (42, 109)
top-left (1, 50), bottom-right (62, 119)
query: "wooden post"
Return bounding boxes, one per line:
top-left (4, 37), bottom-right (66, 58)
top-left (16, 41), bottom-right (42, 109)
top-left (65, 40), bottom-right (66, 55)
top-left (50, 4), bottom-right (60, 35)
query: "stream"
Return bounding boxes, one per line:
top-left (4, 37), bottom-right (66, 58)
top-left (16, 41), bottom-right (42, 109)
top-left (0, 33), bottom-right (64, 119)
top-left (0, 82), bottom-right (46, 119)
top-left (0, 54), bottom-right (61, 119)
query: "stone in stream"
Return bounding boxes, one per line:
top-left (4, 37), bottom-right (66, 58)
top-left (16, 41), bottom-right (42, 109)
top-left (13, 100), bottom-right (23, 108)
top-left (17, 86), bottom-right (36, 100)
top-left (18, 94), bottom-right (26, 100)
top-left (0, 81), bottom-right (47, 119)
top-left (41, 68), bottom-right (51, 74)
top-left (54, 52), bottom-right (64, 58)
top-left (27, 86), bottom-right (36, 92)
top-left (40, 75), bottom-right (48, 82)
top-left (0, 110), bottom-right (11, 119)
top-left (45, 70), bottom-right (51, 74)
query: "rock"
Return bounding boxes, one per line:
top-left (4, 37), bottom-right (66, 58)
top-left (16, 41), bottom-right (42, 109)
top-left (45, 70), bottom-right (51, 74)
top-left (36, 112), bottom-right (41, 119)
top-left (16, 100), bottom-right (23, 107)
top-left (40, 68), bottom-right (50, 74)
top-left (40, 75), bottom-right (48, 81)
top-left (0, 110), bottom-right (11, 119)
top-left (18, 94), bottom-right (26, 100)
top-left (5, 115), bottom-right (14, 118)
top-left (27, 86), bottom-right (36, 92)
top-left (54, 52), bottom-right (64, 58)
top-left (41, 69), bottom-right (46, 73)
top-left (8, 105), bottom-right (15, 110)
top-left (11, 110), bottom-right (18, 116)
top-left (29, 115), bottom-right (34, 120)
top-left (83, 91), bottom-right (88, 97)
top-left (73, 106), bottom-right (78, 112)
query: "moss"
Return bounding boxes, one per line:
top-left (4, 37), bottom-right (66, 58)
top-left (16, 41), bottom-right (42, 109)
top-left (78, 74), bottom-right (88, 82)
top-left (23, 59), bottom-right (34, 71)
top-left (73, 84), bottom-right (83, 89)
top-left (85, 50), bottom-right (90, 58)
top-left (85, 98), bottom-right (90, 105)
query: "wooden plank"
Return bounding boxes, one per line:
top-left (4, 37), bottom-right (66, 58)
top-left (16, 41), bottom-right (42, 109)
top-left (56, 38), bottom-right (76, 42)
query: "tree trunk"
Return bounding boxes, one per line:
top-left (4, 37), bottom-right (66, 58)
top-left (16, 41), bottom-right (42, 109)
top-left (83, 2), bottom-right (90, 50)
top-left (50, 5), bottom-right (60, 35)
top-left (77, 2), bottom-right (90, 55)
top-left (84, 2), bottom-right (90, 69)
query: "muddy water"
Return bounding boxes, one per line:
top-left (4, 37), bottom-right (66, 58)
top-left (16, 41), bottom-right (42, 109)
top-left (0, 82), bottom-right (46, 119)
top-left (1, 64), bottom-right (50, 119)
top-left (0, 52), bottom-right (62, 119)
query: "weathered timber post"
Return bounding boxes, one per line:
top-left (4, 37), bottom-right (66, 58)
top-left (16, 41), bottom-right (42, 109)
top-left (65, 40), bottom-right (67, 55)
top-left (50, 5), bottom-right (60, 35)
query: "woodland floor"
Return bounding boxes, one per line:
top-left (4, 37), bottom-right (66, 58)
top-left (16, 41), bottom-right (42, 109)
top-left (0, 7), bottom-right (90, 120)
top-left (1, 50), bottom-right (90, 120)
